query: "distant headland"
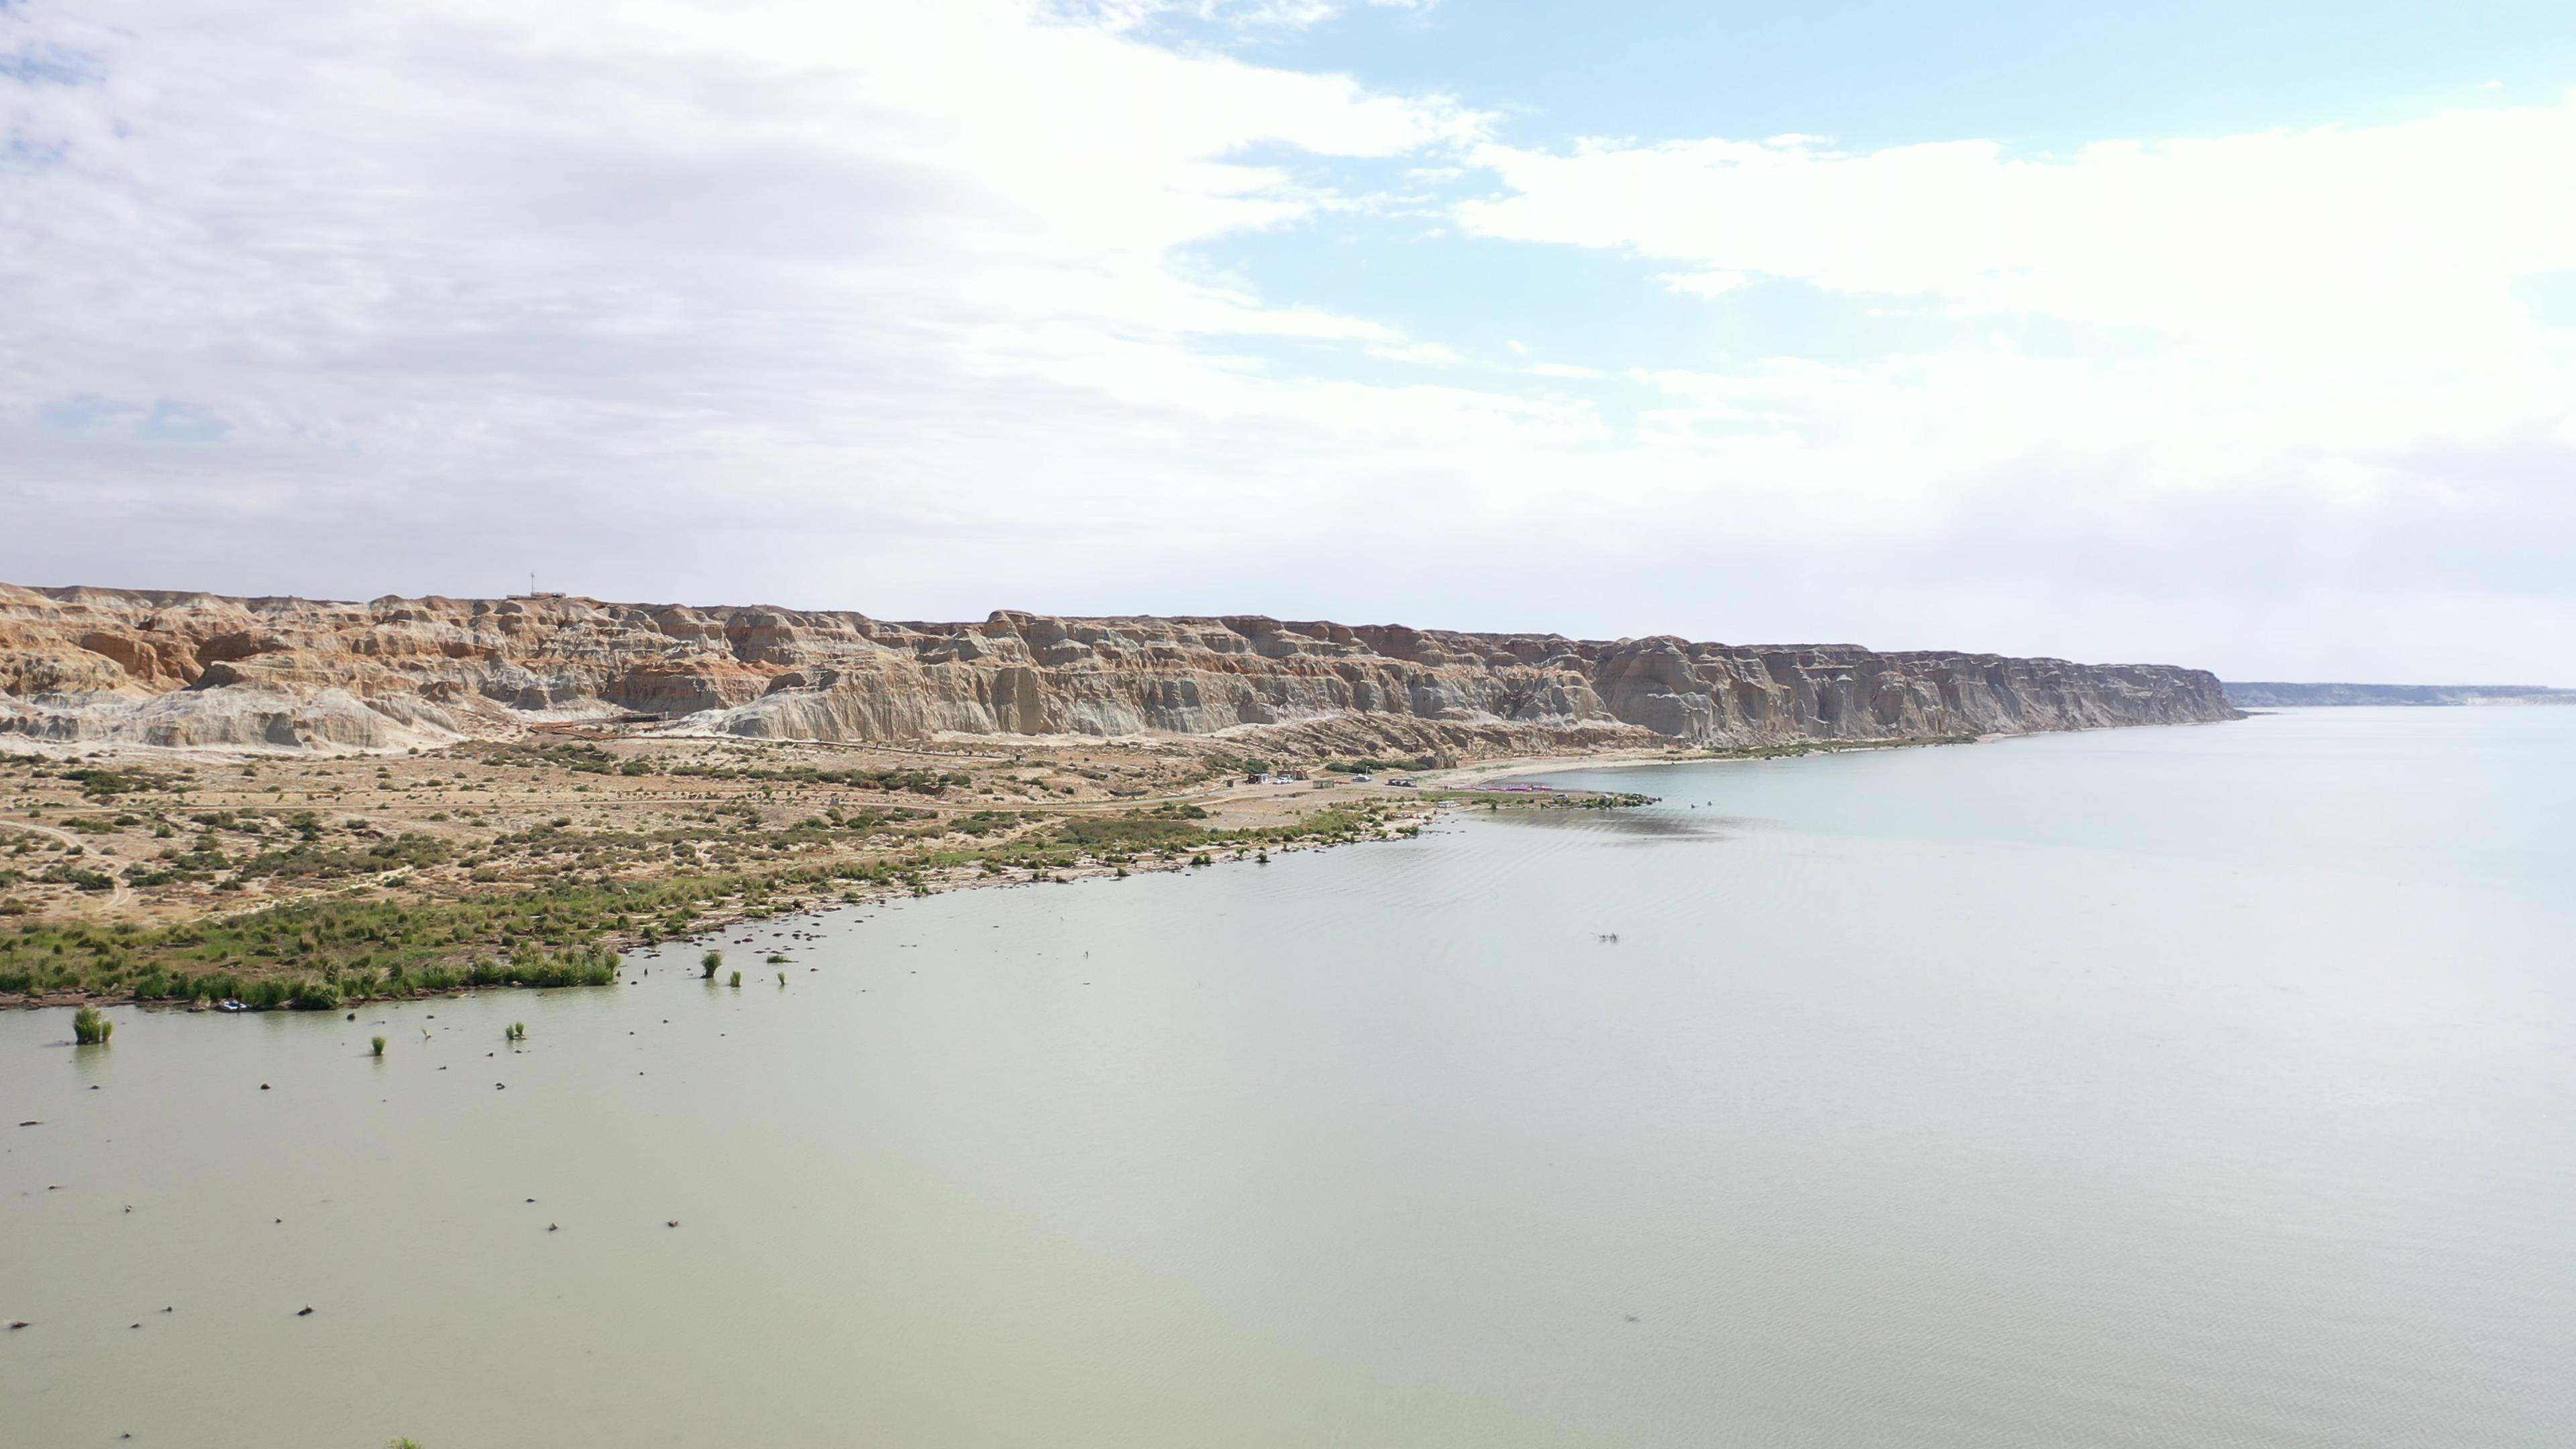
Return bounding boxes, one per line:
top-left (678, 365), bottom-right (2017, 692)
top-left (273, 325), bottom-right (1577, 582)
top-left (2223, 682), bottom-right (2576, 708)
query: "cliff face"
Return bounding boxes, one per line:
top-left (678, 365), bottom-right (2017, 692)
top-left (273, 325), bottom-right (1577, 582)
top-left (0, 584), bottom-right (2241, 753)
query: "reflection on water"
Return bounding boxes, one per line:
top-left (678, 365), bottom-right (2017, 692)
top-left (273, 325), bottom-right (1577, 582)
top-left (1476, 801), bottom-right (1741, 841)
top-left (5, 708), bottom-right (2574, 1448)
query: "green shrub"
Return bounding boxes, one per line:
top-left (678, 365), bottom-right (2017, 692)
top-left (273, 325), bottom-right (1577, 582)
top-left (371, 1034), bottom-right (387, 1057)
top-left (72, 1005), bottom-right (113, 1044)
top-left (1053, 814), bottom-right (1205, 851)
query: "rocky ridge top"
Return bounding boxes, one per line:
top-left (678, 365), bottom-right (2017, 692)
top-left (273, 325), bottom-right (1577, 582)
top-left (1, 584), bottom-right (2241, 754)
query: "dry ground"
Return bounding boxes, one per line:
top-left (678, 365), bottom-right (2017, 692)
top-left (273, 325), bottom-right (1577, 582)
top-left (1, 727), bottom-right (1648, 1006)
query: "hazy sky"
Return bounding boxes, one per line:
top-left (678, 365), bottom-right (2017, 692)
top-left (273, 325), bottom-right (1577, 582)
top-left (7, 1), bottom-right (2575, 681)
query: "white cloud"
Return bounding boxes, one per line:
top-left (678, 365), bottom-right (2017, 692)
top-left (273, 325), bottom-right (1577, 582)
top-left (1366, 341), bottom-right (1467, 367)
top-left (1658, 271), bottom-right (1746, 299)
top-left (1, 1), bottom-right (1492, 522)
top-left (1461, 104), bottom-right (2576, 355)
top-left (1050, 0), bottom-right (1427, 33)
top-left (1, 2), bottom-right (2573, 682)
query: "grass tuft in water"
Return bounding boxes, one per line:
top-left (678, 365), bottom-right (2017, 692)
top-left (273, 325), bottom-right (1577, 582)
top-left (72, 1004), bottom-right (113, 1044)
top-left (700, 949), bottom-right (722, 979)
top-left (728, 969), bottom-right (742, 987)
top-left (505, 1021), bottom-right (526, 1041)
top-left (289, 979), bottom-right (341, 1012)
top-left (370, 1034), bottom-right (386, 1057)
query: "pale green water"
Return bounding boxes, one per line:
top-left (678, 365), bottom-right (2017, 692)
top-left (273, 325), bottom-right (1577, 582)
top-left (5, 706), bottom-right (2573, 1447)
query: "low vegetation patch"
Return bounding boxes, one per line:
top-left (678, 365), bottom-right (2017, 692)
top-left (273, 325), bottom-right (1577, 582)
top-left (666, 762), bottom-right (972, 795)
top-left (55, 765), bottom-right (187, 799)
top-left (0, 733), bottom-right (1501, 1008)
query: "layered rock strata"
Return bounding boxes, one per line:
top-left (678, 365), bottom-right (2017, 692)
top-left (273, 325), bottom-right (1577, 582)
top-left (0, 584), bottom-right (2241, 754)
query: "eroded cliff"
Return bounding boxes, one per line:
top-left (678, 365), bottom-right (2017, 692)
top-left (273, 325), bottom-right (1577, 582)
top-left (0, 584), bottom-right (2241, 754)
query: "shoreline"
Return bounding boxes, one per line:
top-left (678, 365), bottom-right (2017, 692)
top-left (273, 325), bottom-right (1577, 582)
top-left (1448, 711), bottom-right (2255, 791)
top-left (5, 784), bottom-right (1638, 1012)
top-left (1436, 730), bottom-right (1988, 790)
top-left (1, 719), bottom-right (2218, 1014)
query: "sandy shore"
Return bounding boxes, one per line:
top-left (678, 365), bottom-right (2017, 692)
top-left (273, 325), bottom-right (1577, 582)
top-left (4, 731), bottom-right (1668, 1007)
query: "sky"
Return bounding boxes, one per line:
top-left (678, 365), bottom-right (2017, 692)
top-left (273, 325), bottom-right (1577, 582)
top-left (5, 0), bottom-right (2575, 682)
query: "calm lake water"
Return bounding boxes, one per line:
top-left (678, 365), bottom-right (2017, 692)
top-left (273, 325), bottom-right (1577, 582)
top-left (5, 707), bottom-right (2573, 1448)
